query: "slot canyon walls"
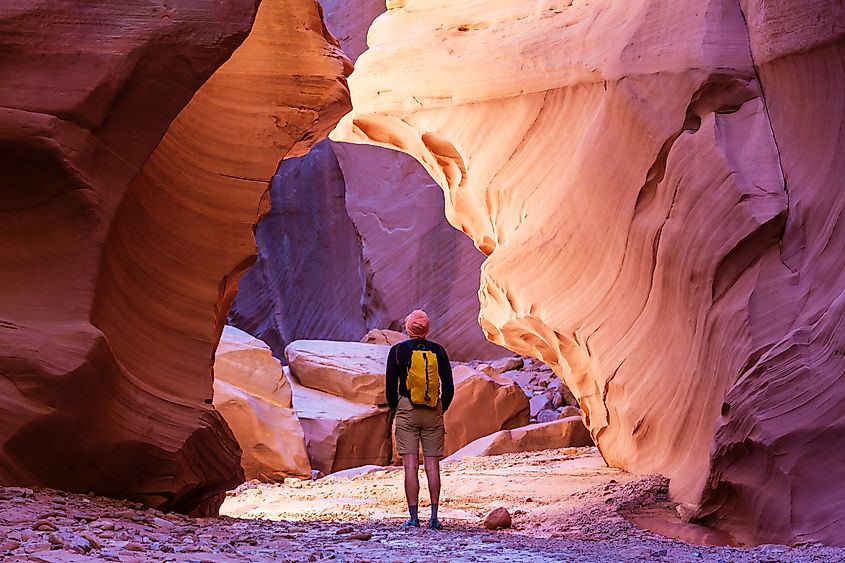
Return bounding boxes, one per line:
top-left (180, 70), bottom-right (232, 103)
top-left (0, 0), bottom-right (350, 514)
top-left (333, 0), bottom-right (845, 546)
top-left (229, 0), bottom-right (505, 361)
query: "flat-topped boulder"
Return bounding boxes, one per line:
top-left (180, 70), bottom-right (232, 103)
top-left (285, 340), bottom-right (390, 405)
top-left (288, 369), bottom-right (391, 474)
top-left (445, 417), bottom-right (593, 462)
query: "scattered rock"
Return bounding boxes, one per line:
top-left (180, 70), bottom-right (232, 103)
top-left (529, 395), bottom-right (552, 418)
top-left (32, 520), bottom-right (57, 531)
top-left (483, 507), bottom-right (512, 530)
top-left (124, 541), bottom-right (146, 552)
top-left (489, 357), bottom-right (524, 373)
top-left (536, 409), bottom-right (560, 423)
top-left (348, 532), bottom-right (373, 541)
top-left (559, 406), bottom-right (582, 418)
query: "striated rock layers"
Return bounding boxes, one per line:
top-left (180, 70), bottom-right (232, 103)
top-left (214, 327), bottom-right (310, 481)
top-left (229, 0), bottom-right (504, 361)
top-left (333, 0), bottom-right (845, 546)
top-left (0, 0), bottom-right (350, 513)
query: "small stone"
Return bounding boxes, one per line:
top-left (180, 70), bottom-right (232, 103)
top-left (536, 409), bottom-right (560, 423)
top-left (20, 529), bottom-right (37, 541)
top-left (48, 531), bottom-right (64, 546)
top-left (529, 395), bottom-right (552, 417)
top-left (335, 526), bottom-right (354, 534)
top-left (79, 532), bottom-right (102, 549)
top-left (124, 542), bottom-right (146, 552)
top-left (0, 538), bottom-right (21, 551)
top-left (483, 507), bottom-right (512, 530)
top-left (551, 391), bottom-right (564, 409)
top-left (70, 535), bottom-right (92, 552)
top-left (347, 533), bottom-right (372, 541)
top-left (152, 517), bottom-right (173, 530)
top-left (489, 357), bottom-right (523, 373)
top-left (559, 405), bottom-right (581, 418)
top-left (94, 520), bottom-right (116, 530)
top-left (32, 520), bottom-right (58, 531)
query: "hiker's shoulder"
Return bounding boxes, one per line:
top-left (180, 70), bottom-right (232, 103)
top-left (391, 339), bottom-right (414, 352)
top-left (426, 340), bottom-right (447, 354)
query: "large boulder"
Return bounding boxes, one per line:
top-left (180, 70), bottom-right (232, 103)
top-left (285, 340), bottom-right (389, 405)
top-left (213, 327), bottom-right (310, 481)
top-left (0, 0), bottom-right (350, 514)
top-left (444, 366), bottom-right (529, 455)
top-left (332, 0), bottom-right (845, 546)
top-left (445, 418), bottom-right (593, 463)
top-left (288, 371), bottom-right (391, 474)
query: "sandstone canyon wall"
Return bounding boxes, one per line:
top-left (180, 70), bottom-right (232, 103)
top-left (0, 0), bottom-right (350, 514)
top-left (333, 0), bottom-right (845, 546)
top-left (230, 0), bottom-right (505, 360)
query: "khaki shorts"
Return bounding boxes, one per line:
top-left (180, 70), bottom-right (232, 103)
top-left (394, 396), bottom-right (445, 457)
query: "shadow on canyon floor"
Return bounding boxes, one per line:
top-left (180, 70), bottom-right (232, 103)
top-left (1, 448), bottom-right (843, 562)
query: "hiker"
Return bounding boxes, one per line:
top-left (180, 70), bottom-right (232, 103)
top-left (385, 309), bottom-right (454, 530)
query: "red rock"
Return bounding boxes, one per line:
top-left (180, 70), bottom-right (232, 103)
top-left (483, 507), bottom-right (512, 530)
top-left (332, 0), bottom-right (845, 546)
top-left (444, 366), bottom-right (530, 456)
top-left (0, 0), bottom-right (350, 514)
top-left (213, 327), bottom-right (310, 481)
top-left (229, 0), bottom-right (505, 362)
top-left (446, 418), bottom-right (594, 462)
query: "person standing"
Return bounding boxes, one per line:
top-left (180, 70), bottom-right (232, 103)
top-left (385, 309), bottom-right (454, 530)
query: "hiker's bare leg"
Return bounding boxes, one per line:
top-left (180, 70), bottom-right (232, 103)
top-left (423, 455), bottom-right (443, 528)
top-left (403, 454), bottom-right (420, 508)
top-left (423, 456), bottom-right (441, 506)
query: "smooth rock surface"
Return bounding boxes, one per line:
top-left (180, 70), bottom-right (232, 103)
top-left (288, 370), bottom-right (391, 474)
top-left (360, 329), bottom-right (407, 346)
top-left (484, 507), bottom-right (512, 530)
top-left (0, 0), bottom-right (351, 513)
top-left (446, 418), bottom-right (594, 463)
top-left (230, 0), bottom-right (505, 361)
top-left (213, 327), bottom-right (310, 481)
top-left (444, 365), bottom-right (530, 455)
top-left (332, 0), bottom-right (845, 545)
top-left (0, 0), bottom-right (263, 514)
top-left (285, 340), bottom-right (390, 405)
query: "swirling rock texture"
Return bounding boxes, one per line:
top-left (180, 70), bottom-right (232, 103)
top-left (333, 0), bottom-right (845, 546)
top-left (229, 0), bottom-right (505, 361)
top-left (0, 0), bottom-right (350, 514)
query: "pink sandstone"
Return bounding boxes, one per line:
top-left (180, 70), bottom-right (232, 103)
top-left (332, 0), bottom-right (845, 546)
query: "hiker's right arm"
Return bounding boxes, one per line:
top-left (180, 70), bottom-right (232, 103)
top-left (385, 344), bottom-right (400, 410)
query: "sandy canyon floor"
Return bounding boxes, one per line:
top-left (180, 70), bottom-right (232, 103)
top-left (1, 448), bottom-right (843, 562)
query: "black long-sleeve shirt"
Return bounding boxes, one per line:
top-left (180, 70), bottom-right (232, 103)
top-left (385, 338), bottom-right (454, 412)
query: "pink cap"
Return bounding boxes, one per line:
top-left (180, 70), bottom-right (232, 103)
top-left (405, 310), bottom-right (429, 338)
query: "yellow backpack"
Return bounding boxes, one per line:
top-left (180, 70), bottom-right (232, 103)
top-left (407, 349), bottom-right (440, 407)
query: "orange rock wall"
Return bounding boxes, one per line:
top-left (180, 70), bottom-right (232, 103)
top-left (230, 0), bottom-right (505, 360)
top-left (0, 0), bottom-right (350, 514)
top-left (333, 0), bottom-right (845, 545)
